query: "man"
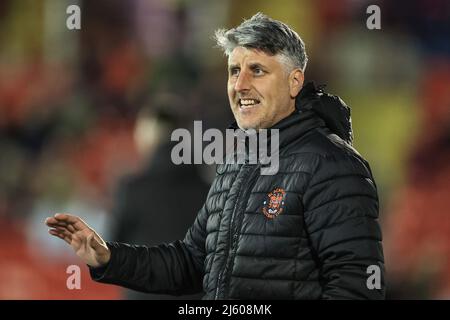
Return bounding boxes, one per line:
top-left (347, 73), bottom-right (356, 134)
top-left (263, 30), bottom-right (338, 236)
top-left (46, 13), bottom-right (385, 299)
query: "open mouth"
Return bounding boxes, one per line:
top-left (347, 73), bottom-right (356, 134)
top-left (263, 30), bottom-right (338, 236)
top-left (238, 98), bottom-right (261, 110)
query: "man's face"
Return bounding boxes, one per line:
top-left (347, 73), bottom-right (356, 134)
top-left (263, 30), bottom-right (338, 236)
top-left (227, 47), bottom-right (301, 130)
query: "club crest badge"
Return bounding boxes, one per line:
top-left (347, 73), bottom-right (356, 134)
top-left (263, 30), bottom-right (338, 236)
top-left (262, 188), bottom-right (286, 219)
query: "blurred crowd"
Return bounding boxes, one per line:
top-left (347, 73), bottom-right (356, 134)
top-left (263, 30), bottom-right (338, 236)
top-left (0, 0), bottom-right (449, 299)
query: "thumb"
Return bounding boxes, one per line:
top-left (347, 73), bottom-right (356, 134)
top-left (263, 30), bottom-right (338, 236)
top-left (88, 233), bottom-right (103, 251)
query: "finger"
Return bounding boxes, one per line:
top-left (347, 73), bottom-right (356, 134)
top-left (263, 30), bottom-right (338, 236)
top-left (54, 213), bottom-right (88, 231)
top-left (56, 227), bottom-right (73, 239)
top-left (51, 223), bottom-right (76, 234)
top-left (45, 218), bottom-right (66, 228)
top-left (45, 218), bottom-right (73, 230)
top-left (54, 213), bottom-right (78, 224)
top-left (52, 221), bottom-right (76, 233)
top-left (47, 225), bottom-right (74, 240)
top-left (48, 228), bottom-right (72, 239)
top-left (45, 217), bottom-right (58, 225)
top-left (54, 225), bottom-right (72, 233)
top-left (49, 229), bottom-right (71, 245)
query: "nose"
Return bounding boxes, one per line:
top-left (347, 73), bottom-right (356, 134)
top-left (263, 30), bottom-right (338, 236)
top-left (234, 70), bottom-right (251, 92)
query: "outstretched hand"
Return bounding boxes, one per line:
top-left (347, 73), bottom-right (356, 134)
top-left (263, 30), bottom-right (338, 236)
top-left (45, 213), bottom-right (111, 268)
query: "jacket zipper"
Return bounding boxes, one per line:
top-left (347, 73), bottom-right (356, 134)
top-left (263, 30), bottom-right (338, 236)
top-left (214, 164), bottom-right (260, 299)
top-left (214, 167), bottom-right (248, 299)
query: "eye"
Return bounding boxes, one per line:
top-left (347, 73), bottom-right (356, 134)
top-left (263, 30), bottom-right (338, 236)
top-left (253, 67), bottom-right (265, 76)
top-left (229, 67), bottom-right (240, 76)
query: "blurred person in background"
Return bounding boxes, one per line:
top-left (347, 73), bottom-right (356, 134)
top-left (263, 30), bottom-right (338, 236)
top-left (45, 13), bottom-right (384, 299)
top-left (109, 95), bottom-right (209, 299)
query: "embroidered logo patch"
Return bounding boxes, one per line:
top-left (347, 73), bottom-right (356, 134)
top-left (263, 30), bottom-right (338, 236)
top-left (262, 188), bottom-right (286, 219)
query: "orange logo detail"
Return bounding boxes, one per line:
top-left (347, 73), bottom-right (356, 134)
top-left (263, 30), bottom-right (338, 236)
top-left (262, 188), bottom-right (286, 219)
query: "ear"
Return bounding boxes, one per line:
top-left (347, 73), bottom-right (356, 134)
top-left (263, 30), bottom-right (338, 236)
top-left (289, 69), bottom-right (304, 98)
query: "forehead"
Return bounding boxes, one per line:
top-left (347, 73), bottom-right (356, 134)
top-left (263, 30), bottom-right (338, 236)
top-left (228, 46), bottom-right (279, 66)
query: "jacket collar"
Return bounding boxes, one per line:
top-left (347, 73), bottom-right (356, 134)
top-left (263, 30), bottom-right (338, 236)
top-left (295, 81), bottom-right (353, 145)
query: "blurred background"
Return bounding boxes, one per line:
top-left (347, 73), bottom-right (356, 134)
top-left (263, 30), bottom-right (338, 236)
top-left (0, 0), bottom-right (449, 299)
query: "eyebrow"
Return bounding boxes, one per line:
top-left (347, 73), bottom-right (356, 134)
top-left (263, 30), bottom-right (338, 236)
top-left (249, 63), bottom-right (267, 71)
top-left (228, 62), bottom-right (268, 71)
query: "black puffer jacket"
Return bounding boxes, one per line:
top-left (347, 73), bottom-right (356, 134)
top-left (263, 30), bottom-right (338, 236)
top-left (91, 83), bottom-right (385, 299)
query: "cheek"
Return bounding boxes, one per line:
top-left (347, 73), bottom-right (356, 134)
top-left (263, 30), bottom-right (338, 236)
top-left (227, 82), bottom-right (235, 98)
top-left (273, 82), bottom-right (290, 103)
top-left (258, 77), bottom-right (282, 100)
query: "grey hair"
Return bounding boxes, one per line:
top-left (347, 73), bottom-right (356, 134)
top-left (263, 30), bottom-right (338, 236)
top-left (214, 13), bottom-right (308, 72)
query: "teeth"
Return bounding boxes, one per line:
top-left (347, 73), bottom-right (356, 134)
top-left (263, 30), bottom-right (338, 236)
top-left (239, 99), bottom-right (259, 106)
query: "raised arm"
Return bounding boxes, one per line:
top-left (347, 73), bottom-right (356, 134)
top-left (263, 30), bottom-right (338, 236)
top-left (45, 204), bottom-right (209, 296)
